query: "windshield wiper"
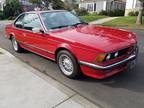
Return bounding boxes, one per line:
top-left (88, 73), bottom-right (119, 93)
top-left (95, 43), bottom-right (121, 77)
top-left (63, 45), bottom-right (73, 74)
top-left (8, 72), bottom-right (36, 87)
top-left (50, 25), bottom-right (70, 30)
top-left (50, 22), bottom-right (88, 30)
top-left (71, 22), bottom-right (88, 27)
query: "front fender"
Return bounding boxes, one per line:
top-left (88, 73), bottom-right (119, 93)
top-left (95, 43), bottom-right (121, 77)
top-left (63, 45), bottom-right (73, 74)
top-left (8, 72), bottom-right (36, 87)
top-left (55, 43), bottom-right (99, 64)
top-left (55, 43), bottom-right (76, 57)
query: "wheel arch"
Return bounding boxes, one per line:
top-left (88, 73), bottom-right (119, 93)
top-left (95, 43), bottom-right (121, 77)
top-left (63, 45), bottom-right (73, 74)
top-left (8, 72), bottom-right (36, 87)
top-left (55, 47), bottom-right (78, 62)
top-left (9, 33), bottom-right (15, 40)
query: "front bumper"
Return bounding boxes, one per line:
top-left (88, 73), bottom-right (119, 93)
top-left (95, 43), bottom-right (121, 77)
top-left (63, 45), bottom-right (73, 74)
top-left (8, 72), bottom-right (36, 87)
top-left (79, 54), bottom-right (137, 70)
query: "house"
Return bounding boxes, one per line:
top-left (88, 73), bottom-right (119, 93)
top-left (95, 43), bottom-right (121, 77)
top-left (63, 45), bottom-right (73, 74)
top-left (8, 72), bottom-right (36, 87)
top-left (61, 0), bottom-right (80, 4)
top-left (79, 0), bottom-right (126, 13)
top-left (125, 0), bottom-right (140, 16)
top-left (0, 0), bottom-right (5, 11)
top-left (19, 0), bottom-right (36, 11)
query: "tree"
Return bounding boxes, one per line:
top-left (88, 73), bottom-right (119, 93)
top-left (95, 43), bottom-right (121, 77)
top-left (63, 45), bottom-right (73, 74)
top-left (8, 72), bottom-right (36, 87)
top-left (64, 0), bottom-right (78, 10)
top-left (52, 0), bottom-right (65, 10)
top-left (29, 0), bottom-right (65, 10)
top-left (136, 0), bottom-right (144, 25)
top-left (3, 0), bottom-right (22, 19)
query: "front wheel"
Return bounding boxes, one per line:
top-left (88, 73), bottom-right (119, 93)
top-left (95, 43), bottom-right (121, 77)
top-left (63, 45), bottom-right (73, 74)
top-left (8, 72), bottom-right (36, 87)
top-left (11, 36), bottom-right (23, 53)
top-left (57, 50), bottom-right (82, 79)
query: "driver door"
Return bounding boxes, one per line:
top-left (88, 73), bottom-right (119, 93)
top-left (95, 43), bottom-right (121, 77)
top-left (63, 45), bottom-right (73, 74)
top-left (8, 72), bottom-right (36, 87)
top-left (21, 13), bottom-right (51, 52)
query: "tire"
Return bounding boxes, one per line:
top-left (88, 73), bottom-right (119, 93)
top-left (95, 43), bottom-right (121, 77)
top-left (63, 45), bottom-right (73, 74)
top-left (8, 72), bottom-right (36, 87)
top-left (57, 50), bottom-right (82, 79)
top-left (11, 36), bottom-right (23, 53)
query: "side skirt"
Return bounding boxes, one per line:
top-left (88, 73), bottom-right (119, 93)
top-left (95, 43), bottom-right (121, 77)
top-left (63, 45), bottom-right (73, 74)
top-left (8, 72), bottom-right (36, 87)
top-left (19, 42), bottom-right (56, 62)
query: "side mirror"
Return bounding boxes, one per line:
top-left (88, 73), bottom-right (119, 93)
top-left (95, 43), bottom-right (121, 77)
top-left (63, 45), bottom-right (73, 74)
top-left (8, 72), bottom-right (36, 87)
top-left (81, 20), bottom-right (88, 25)
top-left (32, 28), bottom-right (45, 34)
top-left (15, 22), bottom-right (23, 28)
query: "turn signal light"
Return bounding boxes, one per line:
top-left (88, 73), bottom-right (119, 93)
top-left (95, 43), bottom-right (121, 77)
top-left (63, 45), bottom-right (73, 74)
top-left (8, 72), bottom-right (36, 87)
top-left (95, 53), bottom-right (107, 62)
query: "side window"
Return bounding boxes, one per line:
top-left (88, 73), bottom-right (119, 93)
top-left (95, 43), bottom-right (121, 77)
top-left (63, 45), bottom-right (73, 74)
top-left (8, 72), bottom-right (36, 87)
top-left (14, 14), bottom-right (25, 28)
top-left (23, 13), bottom-right (42, 31)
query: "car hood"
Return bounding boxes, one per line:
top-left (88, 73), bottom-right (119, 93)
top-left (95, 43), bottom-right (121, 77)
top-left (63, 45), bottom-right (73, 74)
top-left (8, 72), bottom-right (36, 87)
top-left (50, 25), bottom-right (137, 52)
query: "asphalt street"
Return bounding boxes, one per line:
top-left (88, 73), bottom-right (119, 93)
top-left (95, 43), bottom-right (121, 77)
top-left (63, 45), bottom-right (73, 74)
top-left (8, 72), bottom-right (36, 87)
top-left (0, 23), bottom-right (144, 108)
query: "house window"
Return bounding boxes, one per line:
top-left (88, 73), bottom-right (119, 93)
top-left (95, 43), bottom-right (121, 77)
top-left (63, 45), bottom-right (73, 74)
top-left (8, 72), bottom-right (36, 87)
top-left (94, 3), bottom-right (96, 11)
top-left (21, 0), bottom-right (27, 5)
top-left (87, 3), bottom-right (94, 11)
top-left (136, 1), bottom-right (141, 8)
top-left (20, 0), bottom-right (31, 5)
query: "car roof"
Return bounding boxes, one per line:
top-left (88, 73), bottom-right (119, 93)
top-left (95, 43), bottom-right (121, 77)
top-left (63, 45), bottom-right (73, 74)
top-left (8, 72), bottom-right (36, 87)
top-left (24, 10), bottom-right (68, 14)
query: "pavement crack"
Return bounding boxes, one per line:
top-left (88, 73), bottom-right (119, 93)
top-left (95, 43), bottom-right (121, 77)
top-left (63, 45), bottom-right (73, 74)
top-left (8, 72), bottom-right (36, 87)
top-left (52, 93), bottom-right (77, 108)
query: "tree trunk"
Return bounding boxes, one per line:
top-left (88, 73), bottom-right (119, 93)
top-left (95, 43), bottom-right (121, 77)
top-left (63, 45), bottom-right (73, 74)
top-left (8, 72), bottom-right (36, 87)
top-left (136, 9), bottom-right (143, 25)
top-left (136, 2), bottom-right (144, 25)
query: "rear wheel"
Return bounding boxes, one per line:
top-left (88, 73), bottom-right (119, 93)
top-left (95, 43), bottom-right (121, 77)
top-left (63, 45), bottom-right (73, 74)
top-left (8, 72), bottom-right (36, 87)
top-left (11, 36), bottom-right (23, 53)
top-left (57, 50), bottom-right (82, 79)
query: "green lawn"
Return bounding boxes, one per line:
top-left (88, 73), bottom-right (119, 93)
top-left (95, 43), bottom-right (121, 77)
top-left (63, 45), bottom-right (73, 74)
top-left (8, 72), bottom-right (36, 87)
top-left (102, 16), bottom-right (144, 29)
top-left (80, 14), bottom-right (107, 22)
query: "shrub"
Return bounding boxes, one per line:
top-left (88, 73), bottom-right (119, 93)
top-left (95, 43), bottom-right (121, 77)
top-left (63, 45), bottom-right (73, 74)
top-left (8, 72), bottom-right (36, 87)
top-left (128, 11), bottom-right (139, 16)
top-left (0, 11), bottom-right (4, 20)
top-left (99, 10), bottom-right (108, 16)
top-left (99, 9), bottom-right (124, 16)
top-left (52, 0), bottom-right (65, 10)
top-left (136, 11), bottom-right (139, 16)
top-left (3, 0), bottom-right (22, 19)
top-left (90, 12), bottom-right (98, 15)
top-left (76, 8), bottom-right (89, 16)
top-left (108, 9), bottom-right (125, 16)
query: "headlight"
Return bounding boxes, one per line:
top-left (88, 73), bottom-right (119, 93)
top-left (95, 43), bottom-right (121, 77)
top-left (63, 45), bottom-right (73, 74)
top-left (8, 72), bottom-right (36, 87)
top-left (133, 44), bottom-right (138, 55)
top-left (95, 53), bottom-right (107, 62)
top-left (96, 51), bottom-right (120, 63)
top-left (106, 54), bottom-right (111, 60)
top-left (134, 44), bottom-right (138, 50)
top-left (114, 52), bottom-right (119, 57)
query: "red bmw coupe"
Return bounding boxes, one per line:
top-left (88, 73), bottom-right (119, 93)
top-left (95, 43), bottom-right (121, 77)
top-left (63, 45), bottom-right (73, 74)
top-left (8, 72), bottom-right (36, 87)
top-left (5, 10), bottom-right (138, 79)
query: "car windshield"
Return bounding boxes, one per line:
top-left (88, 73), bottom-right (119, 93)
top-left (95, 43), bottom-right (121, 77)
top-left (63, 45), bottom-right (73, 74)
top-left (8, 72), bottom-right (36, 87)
top-left (40, 11), bottom-right (85, 30)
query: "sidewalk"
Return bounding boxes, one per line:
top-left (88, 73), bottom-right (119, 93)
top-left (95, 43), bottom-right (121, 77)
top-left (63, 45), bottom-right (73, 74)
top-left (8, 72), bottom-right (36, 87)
top-left (0, 20), bottom-right (13, 25)
top-left (89, 17), bottom-right (119, 25)
top-left (0, 48), bottom-right (100, 108)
